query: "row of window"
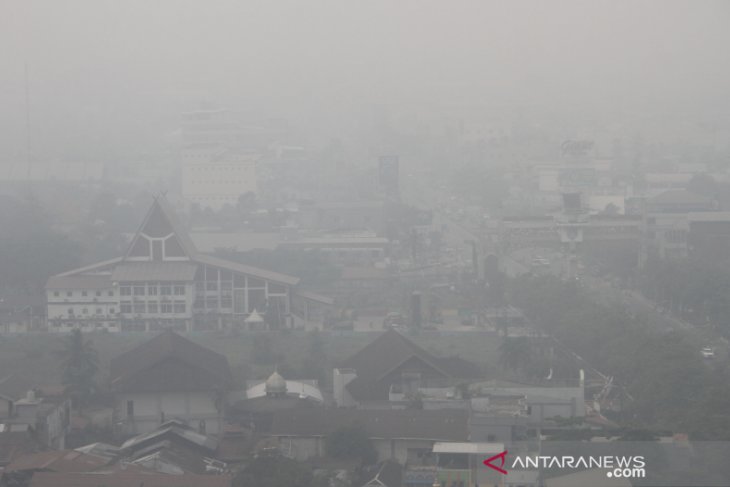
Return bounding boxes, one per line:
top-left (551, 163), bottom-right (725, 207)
top-left (68, 307), bottom-right (114, 315)
top-left (53, 290), bottom-right (114, 298)
top-left (187, 166), bottom-right (253, 171)
top-left (119, 284), bottom-right (186, 297)
top-left (119, 300), bottom-right (187, 314)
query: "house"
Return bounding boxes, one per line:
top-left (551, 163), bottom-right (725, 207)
top-left (0, 295), bottom-right (45, 334)
top-left (0, 380), bottom-right (70, 451)
top-left (118, 419), bottom-right (225, 475)
top-left (46, 196), bottom-right (331, 332)
top-left (333, 330), bottom-right (481, 407)
top-left (268, 408), bottom-right (469, 464)
top-left (110, 331), bottom-right (232, 437)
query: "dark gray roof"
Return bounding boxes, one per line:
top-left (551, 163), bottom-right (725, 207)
top-left (340, 330), bottom-right (482, 401)
top-left (270, 408), bottom-right (468, 441)
top-left (110, 331), bottom-right (232, 393)
top-left (110, 263), bottom-right (198, 282)
top-left (194, 253), bottom-right (300, 286)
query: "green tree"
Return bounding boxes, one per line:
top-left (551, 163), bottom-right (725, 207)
top-left (325, 425), bottom-right (377, 465)
top-left (57, 329), bottom-right (99, 409)
top-left (234, 455), bottom-right (313, 487)
top-left (498, 336), bottom-right (534, 374)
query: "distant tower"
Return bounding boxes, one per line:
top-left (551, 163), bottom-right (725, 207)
top-left (378, 155), bottom-right (400, 201)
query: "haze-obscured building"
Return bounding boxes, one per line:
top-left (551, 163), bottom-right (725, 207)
top-left (46, 197), bottom-right (331, 332)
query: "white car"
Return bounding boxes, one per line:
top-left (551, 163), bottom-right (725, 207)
top-left (701, 347), bottom-right (715, 359)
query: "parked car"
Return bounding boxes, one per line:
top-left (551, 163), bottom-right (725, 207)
top-left (701, 347), bottom-right (715, 359)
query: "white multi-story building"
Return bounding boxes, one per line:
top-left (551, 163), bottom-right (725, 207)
top-left (181, 145), bottom-right (259, 210)
top-left (45, 197), bottom-right (331, 333)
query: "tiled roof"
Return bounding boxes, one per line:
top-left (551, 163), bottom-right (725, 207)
top-left (28, 472), bottom-right (233, 487)
top-left (5, 450), bottom-right (107, 472)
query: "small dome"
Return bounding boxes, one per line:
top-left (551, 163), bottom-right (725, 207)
top-left (265, 371), bottom-right (287, 394)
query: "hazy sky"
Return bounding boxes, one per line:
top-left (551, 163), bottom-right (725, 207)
top-left (1, 0), bottom-right (729, 160)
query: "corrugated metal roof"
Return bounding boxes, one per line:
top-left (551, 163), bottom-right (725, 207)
top-left (28, 472), bottom-right (233, 487)
top-left (110, 263), bottom-right (197, 282)
top-left (194, 254), bottom-right (299, 286)
top-left (432, 442), bottom-right (504, 454)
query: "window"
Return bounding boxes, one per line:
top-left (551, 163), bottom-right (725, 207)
top-left (147, 302), bottom-right (158, 314)
top-left (96, 308), bottom-right (102, 315)
top-left (96, 291), bottom-right (102, 297)
top-left (53, 291), bottom-right (59, 297)
top-left (68, 308), bottom-right (73, 315)
top-left (133, 302), bottom-right (145, 313)
top-left (120, 286), bottom-right (131, 296)
top-left (126, 400), bottom-right (134, 417)
top-left (173, 301), bottom-right (186, 313)
top-left (206, 282), bottom-right (218, 291)
top-left (108, 290), bottom-right (114, 296)
top-left (160, 285), bottom-right (172, 296)
top-left (133, 285), bottom-right (145, 296)
top-left (161, 302), bottom-right (173, 313)
top-left (110, 308), bottom-right (115, 314)
top-left (82, 308), bottom-right (88, 314)
top-left (174, 285), bottom-right (186, 295)
top-left (268, 283), bottom-right (287, 294)
top-left (82, 291), bottom-right (87, 297)
top-left (221, 296), bottom-right (232, 308)
top-left (148, 285), bottom-right (158, 296)
top-left (248, 277), bottom-right (265, 288)
top-left (67, 291), bottom-right (73, 297)
top-left (120, 302), bottom-right (132, 313)
top-left (247, 289), bottom-right (266, 313)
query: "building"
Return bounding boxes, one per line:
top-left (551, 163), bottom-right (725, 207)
top-left (27, 472), bottom-right (233, 487)
top-left (0, 386), bottom-right (70, 451)
top-left (46, 197), bottom-right (331, 332)
top-left (268, 408), bottom-right (469, 463)
top-left (333, 330), bottom-right (481, 408)
top-left (109, 331), bottom-right (232, 437)
top-left (181, 145), bottom-right (259, 210)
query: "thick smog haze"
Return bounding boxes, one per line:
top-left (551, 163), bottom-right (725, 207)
top-left (2, 0), bottom-right (729, 159)
top-left (2, 2), bottom-right (730, 487)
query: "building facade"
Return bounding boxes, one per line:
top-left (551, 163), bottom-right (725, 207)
top-left (46, 197), bottom-right (330, 332)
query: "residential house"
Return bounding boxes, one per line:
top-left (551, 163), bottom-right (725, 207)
top-left (27, 471), bottom-right (233, 487)
top-left (268, 408), bottom-right (469, 464)
top-left (110, 331), bottom-right (232, 437)
top-left (333, 330), bottom-right (481, 408)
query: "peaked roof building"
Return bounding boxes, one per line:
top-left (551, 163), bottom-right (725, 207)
top-left (110, 331), bottom-right (232, 393)
top-left (46, 197), bottom-right (331, 333)
top-left (334, 330), bottom-right (481, 406)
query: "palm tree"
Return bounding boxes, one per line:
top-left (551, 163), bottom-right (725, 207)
top-left (57, 329), bottom-right (99, 410)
